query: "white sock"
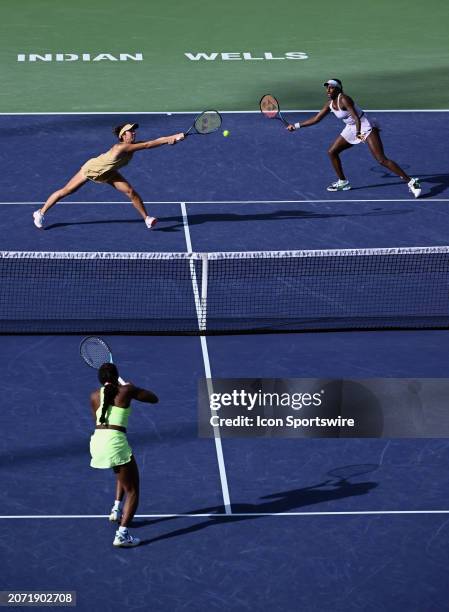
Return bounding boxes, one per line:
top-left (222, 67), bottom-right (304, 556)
top-left (118, 526), bottom-right (128, 535)
top-left (112, 500), bottom-right (123, 511)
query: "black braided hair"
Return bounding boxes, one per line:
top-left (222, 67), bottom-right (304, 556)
top-left (98, 363), bottom-right (119, 425)
top-left (113, 125), bottom-right (126, 141)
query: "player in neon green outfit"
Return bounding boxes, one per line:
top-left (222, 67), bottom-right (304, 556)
top-left (90, 362), bottom-right (158, 547)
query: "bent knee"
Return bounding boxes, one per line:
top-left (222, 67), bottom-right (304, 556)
top-left (125, 187), bottom-right (140, 199)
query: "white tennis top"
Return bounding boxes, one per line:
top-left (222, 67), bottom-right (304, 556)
top-left (329, 94), bottom-right (364, 125)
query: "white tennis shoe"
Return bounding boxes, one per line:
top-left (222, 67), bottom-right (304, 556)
top-left (326, 179), bottom-right (351, 192)
top-left (33, 210), bottom-right (44, 228)
top-left (109, 508), bottom-right (123, 522)
top-left (408, 178), bottom-right (421, 198)
top-left (145, 216), bottom-right (158, 229)
top-left (113, 530), bottom-right (141, 547)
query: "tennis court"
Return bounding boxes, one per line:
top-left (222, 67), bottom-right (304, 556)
top-left (2, 1), bottom-right (449, 610)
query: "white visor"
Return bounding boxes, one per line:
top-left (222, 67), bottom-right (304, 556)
top-left (324, 79), bottom-right (341, 88)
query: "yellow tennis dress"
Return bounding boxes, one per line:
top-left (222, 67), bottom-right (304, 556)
top-left (90, 388), bottom-right (133, 469)
top-left (81, 149), bottom-right (134, 183)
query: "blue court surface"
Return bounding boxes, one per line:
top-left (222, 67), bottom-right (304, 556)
top-left (2, 112), bottom-right (449, 610)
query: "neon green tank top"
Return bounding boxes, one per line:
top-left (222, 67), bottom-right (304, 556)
top-left (96, 386), bottom-right (131, 427)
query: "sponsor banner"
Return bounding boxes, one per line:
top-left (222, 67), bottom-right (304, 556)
top-left (198, 378), bottom-right (449, 438)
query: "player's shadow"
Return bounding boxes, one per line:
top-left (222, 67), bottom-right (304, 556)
top-left (157, 208), bottom-right (410, 231)
top-left (350, 166), bottom-right (406, 191)
top-left (357, 173), bottom-right (449, 198)
top-left (349, 181), bottom-right (406, 191)
top-left (42, 208), bottom-right (409, 232)
top-left (368, 166), bottom-right (449, 198)
top-left (132, 476), bottom-right (379, 546)
top-left (418, 173), bottom-right (449, 198)
top-left (44, 219), bottom-right (142, 230)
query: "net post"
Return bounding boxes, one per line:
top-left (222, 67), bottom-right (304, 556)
top-left (200, 253), bottom-right (208, 331)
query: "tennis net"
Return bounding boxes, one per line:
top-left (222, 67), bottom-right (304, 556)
top-left (1, 246), bottom-right (449, 334)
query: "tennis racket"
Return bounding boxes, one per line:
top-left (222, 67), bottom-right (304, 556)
top-left (79, 336), bottom-right (125, 385)
top-left (259, 94), bottom-right (289, 126)
top-left (184, 110), bottom-right (222, 136)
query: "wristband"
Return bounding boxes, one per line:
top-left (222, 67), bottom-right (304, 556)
top-left (294, 122), bottom-right (301, 130)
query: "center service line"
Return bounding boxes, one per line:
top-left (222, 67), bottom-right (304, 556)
top-left (180, 201), bottom-right (232, 515)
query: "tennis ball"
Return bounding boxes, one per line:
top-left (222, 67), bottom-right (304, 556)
top-left (223, 130), bottom-right (230, 137)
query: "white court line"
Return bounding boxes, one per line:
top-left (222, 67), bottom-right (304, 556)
top-left (2, 199), bottom-right (449, 205)
top-left (180, 202), bottom-right (232, 515)
top-left (0, 110), bottom-right (448, 115)
top-left (180, 202), bottom-right (194, 253)
top-left (1, 510), bottom-right (449, 519)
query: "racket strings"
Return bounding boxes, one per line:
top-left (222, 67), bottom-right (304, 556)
top-left (194, 111), bottom-right (222, 134)
top-left (260, 94), bottom-right (280, 118)
top-left (80, 337), bottom-right (111, 369)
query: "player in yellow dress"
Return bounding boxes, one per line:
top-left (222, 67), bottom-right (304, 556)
top-left (33, 123), bottom-right (184, 230)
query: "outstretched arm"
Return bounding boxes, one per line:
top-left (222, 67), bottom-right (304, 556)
top-left (120, 133), bottom-right (185, 152)
top-left (287, 102), bottom-right (330, 131)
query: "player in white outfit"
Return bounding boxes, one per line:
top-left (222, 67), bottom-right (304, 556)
top-left (287, 79), bottom-right (421, 198)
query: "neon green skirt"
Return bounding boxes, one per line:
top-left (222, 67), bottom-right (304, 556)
top-left (90, 430), bottom-right (133, 469)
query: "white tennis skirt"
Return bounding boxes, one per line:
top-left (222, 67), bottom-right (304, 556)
top-left (341, 116), bottom-right (379, 145)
